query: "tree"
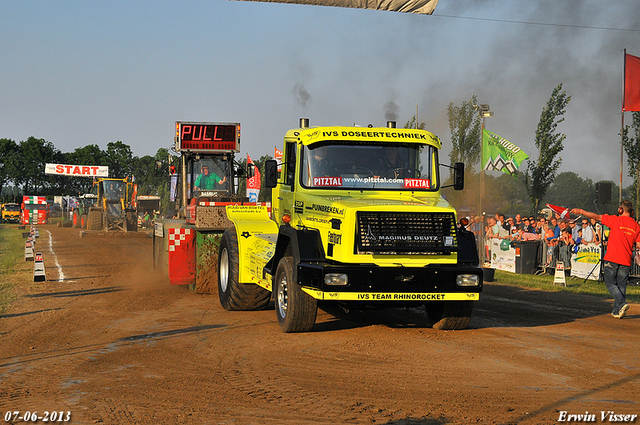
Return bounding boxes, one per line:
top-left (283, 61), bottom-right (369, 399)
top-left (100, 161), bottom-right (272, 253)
top-left (404, 115), bottom-right (425, 130)
top-left (523, 84), bottom-right (571, 214)
top-left (622, 111), bottom-right (640, 214)
top-left (105, 141), bottom-right (134, 178)
top-left (493, 171), bottom-right (529, 214)
top-left (0, 138), bottom-right (19, 201)
top-left (544, 172), bottom-right (594, 211)
top-left (447, 95), bottom-right (481, 174)
top-left (443, 98), bottom-right (482, 212)
top-left (66, 144), bottom-right (107, 195)
top-left (16, 137), bottom-right (59, 194)
top-left (132, 155), bottom-right (158, 195)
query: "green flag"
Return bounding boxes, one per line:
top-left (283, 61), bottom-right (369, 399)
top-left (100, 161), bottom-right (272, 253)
top-left (482, 129), bottom-right (529, 175)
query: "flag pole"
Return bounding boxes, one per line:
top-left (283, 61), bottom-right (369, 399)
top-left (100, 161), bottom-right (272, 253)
top-left (479, 117), bottom-right (485, 264)
top-left (621, 49), bottom-right (626, 203)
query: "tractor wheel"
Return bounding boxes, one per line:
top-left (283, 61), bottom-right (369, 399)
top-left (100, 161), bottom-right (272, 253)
top-left (425, 301), bottom-right (473, 330)
top-left (218, 229), bottom-right (271, 311)
top-left (274, 257), bottom-right (317, 333)
top-left (87, 210), bottom-right (103, 231)
top-left (72, 210), bottom-right (80, 228)
top-left (80, 214), bottom-right (88, 229)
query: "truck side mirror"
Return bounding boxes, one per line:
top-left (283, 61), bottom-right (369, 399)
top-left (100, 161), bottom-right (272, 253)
top-left (453, 162), bottom-right (464, 191)
top-left (265, 160), bottom-right (278, 188)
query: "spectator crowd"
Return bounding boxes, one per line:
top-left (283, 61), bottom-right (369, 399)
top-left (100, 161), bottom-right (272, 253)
top-left (465, 211), bottom-right (605, 269)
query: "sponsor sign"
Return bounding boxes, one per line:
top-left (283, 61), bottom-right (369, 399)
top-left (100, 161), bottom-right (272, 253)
top-left (404, 178), bottom-right (430, 189)
top-left (313, 176), bottom-right (343, 187)
top-left (570, 244), bottom-right (601, 280)
top-left (489, 238), bottom-right (516, 273)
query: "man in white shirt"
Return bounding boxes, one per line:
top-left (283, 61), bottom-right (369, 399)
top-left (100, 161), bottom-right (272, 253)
top-left (580, 218), bottom-right (594, 244)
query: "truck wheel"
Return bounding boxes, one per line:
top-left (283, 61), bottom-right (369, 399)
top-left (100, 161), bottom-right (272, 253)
top-left (80, 214), bottom-right (88, 228)
top-left (88, 210), bottom-right (103, 231)
top-left (426, 301), bottom-right (473, 330)
top-left (218, 229), bottom-right (270, 311)
top-left (72, 210), bottom-right (80, 228)
top-left (274, 257), bottom-right (317, 333)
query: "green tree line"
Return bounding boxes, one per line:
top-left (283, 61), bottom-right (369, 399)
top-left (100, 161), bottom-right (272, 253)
top-left (0, 137), bottom-right (171, 203)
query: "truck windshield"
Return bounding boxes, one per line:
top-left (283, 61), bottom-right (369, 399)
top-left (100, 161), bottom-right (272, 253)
top-left (25, 204), bottom-right (47, 211)
top-left (193, 158), bottom-right (229, 194)
top-left (103, 181), bottom-right (124, 202)
top-left (301, 142), bottom-right (436, 190)
top-left (4, 204), bottom-right (20, 211)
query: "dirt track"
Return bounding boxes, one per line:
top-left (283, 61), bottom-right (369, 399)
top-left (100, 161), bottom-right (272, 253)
top-left (1, 225), bottom-right (639, 424)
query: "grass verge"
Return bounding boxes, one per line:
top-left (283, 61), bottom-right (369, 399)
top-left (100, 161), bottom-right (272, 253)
top-left (0, 224), bottom-right (32, 314)
top-left (492, 269), bottom-right (640, 303)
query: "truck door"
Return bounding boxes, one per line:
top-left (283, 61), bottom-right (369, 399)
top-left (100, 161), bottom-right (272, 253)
top-left (273, 140), bottom-right (297, 223)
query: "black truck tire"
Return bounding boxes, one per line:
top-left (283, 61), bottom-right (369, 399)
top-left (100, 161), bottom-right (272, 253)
top-left (72, 210), bottom-right (80, 228)
top-left (88, 210), bottom-right (103, 231)
top-left (80, 214), bottom-right (88, 229)
top-left (426, 301), bottom-right (473, 330)
top-left (218, 229), bottom-right (270, 311)
top-left (274, 257), bottom-right (317, 333)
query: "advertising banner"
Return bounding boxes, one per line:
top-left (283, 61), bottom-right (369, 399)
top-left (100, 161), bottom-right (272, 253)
top-left (170, 176), bottom-right (178, 202)
top-left (570, 244), bottom-right (601, 280)
top-left (482, 130), bottom-right (529, 176)
top-left (45, 163), bottom-right (108, 177)
top-left (246, 155), bottom-right (261, 202)
top-left (490, 238), bottom-right (516, 273)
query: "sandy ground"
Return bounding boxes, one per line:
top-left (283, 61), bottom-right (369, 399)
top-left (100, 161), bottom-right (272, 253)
top-left (1, 225), bottom-right (639, 424)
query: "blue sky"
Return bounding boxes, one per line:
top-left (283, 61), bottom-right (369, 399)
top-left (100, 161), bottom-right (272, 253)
top-left (2, 0), bottom-right (640, 186)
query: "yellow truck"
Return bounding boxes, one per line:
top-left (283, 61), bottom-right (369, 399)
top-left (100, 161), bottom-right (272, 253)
top-left (1, 203), bottom-right (21, 223)
top-left (219, 119), bottom-right (482, 332)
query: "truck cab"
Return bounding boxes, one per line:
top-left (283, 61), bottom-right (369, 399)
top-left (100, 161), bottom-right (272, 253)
top-left (21, 196), bottom-right (49, 225)
top-left (1, 203), bottom-right (21, 223)
top-left (221, 119), bottom-right (481, 332)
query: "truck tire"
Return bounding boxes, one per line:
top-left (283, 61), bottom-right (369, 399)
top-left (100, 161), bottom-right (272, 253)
top-left (274, 257), bottom-right (317, 333)
top-left (88, 210), bottom-right (103, 231)
top-left (72, 210), bottom-right (80, 228)
top-left (218, 230), bottom-right (270, 311)
top-left (80, 214), bottom-right (88, 229)
top-left (426, 301), bottom-right (473, 330)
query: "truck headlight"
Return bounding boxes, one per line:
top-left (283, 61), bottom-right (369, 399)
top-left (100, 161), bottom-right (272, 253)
top-left (456, 274), bottom-right (479, 287)
top-left (324, 273), bottom-right (348, 286)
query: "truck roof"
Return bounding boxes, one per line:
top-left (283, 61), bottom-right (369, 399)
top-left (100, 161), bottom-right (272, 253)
top-left (23, 196), bottom-right (47, 204)
top-left (286, 125), bottom-right (441, 149)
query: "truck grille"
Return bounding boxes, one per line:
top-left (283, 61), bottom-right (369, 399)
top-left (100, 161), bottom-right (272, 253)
top-left (356, 212), bottom-right (457, 254)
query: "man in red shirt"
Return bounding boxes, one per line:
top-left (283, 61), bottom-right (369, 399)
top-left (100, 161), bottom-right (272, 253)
top-left (571, 201), bottom-right (640, 318)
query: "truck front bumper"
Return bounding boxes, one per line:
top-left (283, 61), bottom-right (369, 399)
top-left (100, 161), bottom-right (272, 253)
top-left (296, 262), bottom-right (482, 302)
